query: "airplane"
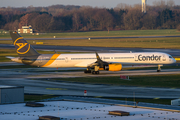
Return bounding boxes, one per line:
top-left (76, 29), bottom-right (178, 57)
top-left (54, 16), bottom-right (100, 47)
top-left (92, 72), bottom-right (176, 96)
top-left (9, 31), bottom-right (176, 74)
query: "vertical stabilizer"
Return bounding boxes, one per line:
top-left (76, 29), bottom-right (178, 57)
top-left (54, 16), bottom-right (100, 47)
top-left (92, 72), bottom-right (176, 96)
top-left (10, 31), bottom-right (40, 57)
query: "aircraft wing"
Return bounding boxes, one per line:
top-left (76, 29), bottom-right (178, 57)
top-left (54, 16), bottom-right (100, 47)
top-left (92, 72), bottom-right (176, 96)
top-left (123, 65), bottom-right (157, 68)
top-left (75, 61), bottom-right (97, 67)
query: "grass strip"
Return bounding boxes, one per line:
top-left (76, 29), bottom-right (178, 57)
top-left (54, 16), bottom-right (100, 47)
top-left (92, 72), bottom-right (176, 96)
top-left (51, 74), bottom-right (180, 88)
top-left (1, 37), bottom-right (180, 49)
top-left (24, 94), bottom-right (172, 105)
top-left (104, 97), bottom-right (172, 105)
top-left (1, 29), bottom-right (180, 38)
top-left (24, 94), bottom-right (57, 101)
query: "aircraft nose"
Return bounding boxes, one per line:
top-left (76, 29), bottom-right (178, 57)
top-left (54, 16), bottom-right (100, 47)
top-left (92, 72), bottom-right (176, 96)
top-left (173, 58), bottom-right (176, 63)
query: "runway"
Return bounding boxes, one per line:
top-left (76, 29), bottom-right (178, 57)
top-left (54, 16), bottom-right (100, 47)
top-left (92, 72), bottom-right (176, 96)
top-left (0, 62), bottom-right (180, 99)
top-left (1, 35), bottom-right (180, 40)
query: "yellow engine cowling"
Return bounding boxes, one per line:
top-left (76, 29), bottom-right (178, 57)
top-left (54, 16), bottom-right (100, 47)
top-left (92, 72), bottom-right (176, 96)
top-left (107, 64), bottom-right (122, 71)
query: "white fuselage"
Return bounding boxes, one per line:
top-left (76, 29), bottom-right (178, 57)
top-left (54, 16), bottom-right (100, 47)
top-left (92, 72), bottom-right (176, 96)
top-left (37, 52), bottom-right (176, 68)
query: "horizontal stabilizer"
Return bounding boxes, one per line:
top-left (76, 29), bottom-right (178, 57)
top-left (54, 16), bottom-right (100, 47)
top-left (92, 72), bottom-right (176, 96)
top-left (6, 56), bottom-right (15, 59)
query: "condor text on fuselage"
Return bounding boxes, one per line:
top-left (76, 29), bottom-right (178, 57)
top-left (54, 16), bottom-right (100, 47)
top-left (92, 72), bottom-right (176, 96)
top-left (137, 54), bottom-right (161, 61)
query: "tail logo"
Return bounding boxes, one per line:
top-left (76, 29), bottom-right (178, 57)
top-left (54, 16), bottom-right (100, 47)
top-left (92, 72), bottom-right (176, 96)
top-left (14, 37), bottom-right (30, 54)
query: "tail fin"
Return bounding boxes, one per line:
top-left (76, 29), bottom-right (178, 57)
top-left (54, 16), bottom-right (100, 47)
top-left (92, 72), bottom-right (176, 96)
top-left (10, 31), bottom-right (40, 57)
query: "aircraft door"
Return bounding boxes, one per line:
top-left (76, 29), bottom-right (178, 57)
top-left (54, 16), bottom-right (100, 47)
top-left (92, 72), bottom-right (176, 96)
top-left (65, 57), bottom-right (68, 62)
top-left (38, 56), bottom-right (42, 63)
top-left (135, 54), bottom-right (138, 61)
top-left (162, 54), bottom-right (166, 61)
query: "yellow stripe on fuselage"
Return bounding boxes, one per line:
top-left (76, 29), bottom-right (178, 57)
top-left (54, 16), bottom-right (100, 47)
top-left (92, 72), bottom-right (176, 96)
top-left (42, 54), bottom-right (60, 67)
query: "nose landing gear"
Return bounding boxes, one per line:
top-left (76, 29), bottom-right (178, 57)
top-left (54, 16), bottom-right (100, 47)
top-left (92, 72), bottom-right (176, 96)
top-left (157, 65), bottom-right (163, 72)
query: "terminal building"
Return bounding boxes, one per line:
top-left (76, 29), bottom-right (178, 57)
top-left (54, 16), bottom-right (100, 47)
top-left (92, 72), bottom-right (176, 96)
top-left (18, 25), bottom-right (33, 33)
top-left (0, 86), bottom-right (24, 104)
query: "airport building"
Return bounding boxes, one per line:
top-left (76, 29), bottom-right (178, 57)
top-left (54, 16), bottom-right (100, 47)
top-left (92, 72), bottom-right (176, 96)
top-left (0, 86), bottom-right (24, 104)
top-left (18, 25), bottom-right (33, 33)
top-left (0, 99), bottom-right (180, 120)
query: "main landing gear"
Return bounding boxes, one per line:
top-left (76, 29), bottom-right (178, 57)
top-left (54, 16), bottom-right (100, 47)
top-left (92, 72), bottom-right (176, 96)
top-left (92, 71), bottom-right (99, 74)
top-left (84, 70), bottom-right (91, 73)
top-left (84, 70), bottom-right (100, 74)
top-left (84, 66), bottom-right (100, 74)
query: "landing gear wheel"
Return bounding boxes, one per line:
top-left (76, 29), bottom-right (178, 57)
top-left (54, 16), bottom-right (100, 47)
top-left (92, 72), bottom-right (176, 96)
top-left (84, 70), bottom-right (91, 73)
top-left (157, 70), bottom-right (161, 72)
top-left (92, 71), bottom-right (99, 74)
top-left (95, 71), bottom-right (99, 74)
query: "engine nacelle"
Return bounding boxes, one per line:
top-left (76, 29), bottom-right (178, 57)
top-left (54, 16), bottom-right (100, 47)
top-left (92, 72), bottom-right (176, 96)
top-left (105, 64), bottom-right (122, 71)
top-left (22, 58), bottom-right (35, 64)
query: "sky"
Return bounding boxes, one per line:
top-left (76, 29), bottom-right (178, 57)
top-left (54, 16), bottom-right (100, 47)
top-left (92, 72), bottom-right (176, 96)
top-left (1, 0), bottom-right (180, 8)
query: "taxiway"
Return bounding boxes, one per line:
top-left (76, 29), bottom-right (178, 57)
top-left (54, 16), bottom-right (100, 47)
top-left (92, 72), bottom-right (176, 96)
top-left (1, 35), bottom-right (180, 41)
top-left (1, 44), bottom-right (180, 56)
top-left (0, 63), bottom-right (180, 99)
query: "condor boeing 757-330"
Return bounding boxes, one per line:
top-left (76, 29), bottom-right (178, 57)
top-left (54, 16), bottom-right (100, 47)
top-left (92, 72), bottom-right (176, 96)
top-left (9, 31), bottom-right (176, 74)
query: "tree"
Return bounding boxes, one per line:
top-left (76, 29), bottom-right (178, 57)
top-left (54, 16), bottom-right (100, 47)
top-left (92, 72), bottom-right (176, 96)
top-left (104, 11), bottom-right (114, 32)
top-left (162, 20), bottom-right (176, 29)
top-left (116, 9), bottom-right (127, 29)
top-left (80, 7), bottom-right (97, 30)
top-left (156, 9), bottom-right (173, 27)
top-left (141, 11), bottom-right (158, 29)
top-left (123, 9), bottom-right (143, 30)
top-left (167, 0), bottom-right (175, 8)
top-left (72, 11), bottom-right (81, 31)
top-left (19, 14), bottom-right (30, 28)
top-left (153, 0), bottom-right (166, 9)
top-left (33, 14), bottom-right (52, 32)
top-left (0, 14), bottom-right (5, 28)
top-left (114, 3), bottom-right (132, 10)
top-left (49, 17), bottom-right (65, 31)
top-left (177, 24), bottom-right (180, 31)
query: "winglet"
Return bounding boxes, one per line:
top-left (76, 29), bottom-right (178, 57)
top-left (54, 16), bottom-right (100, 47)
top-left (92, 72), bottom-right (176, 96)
top-left (95, 52), bottom-right (102, 62)
top-left (95, 52), bottom-right (108, 68)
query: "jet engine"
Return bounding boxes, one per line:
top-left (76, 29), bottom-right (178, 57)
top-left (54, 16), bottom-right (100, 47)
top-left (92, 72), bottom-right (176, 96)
top-left (22, 58), bottom-right (35, 64)
top-left (104, 64), bottom-right (122, 71)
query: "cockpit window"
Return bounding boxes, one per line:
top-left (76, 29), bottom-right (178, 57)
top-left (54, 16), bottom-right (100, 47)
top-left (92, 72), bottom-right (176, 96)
top-left (169, 56), bottom-right (173, 58)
